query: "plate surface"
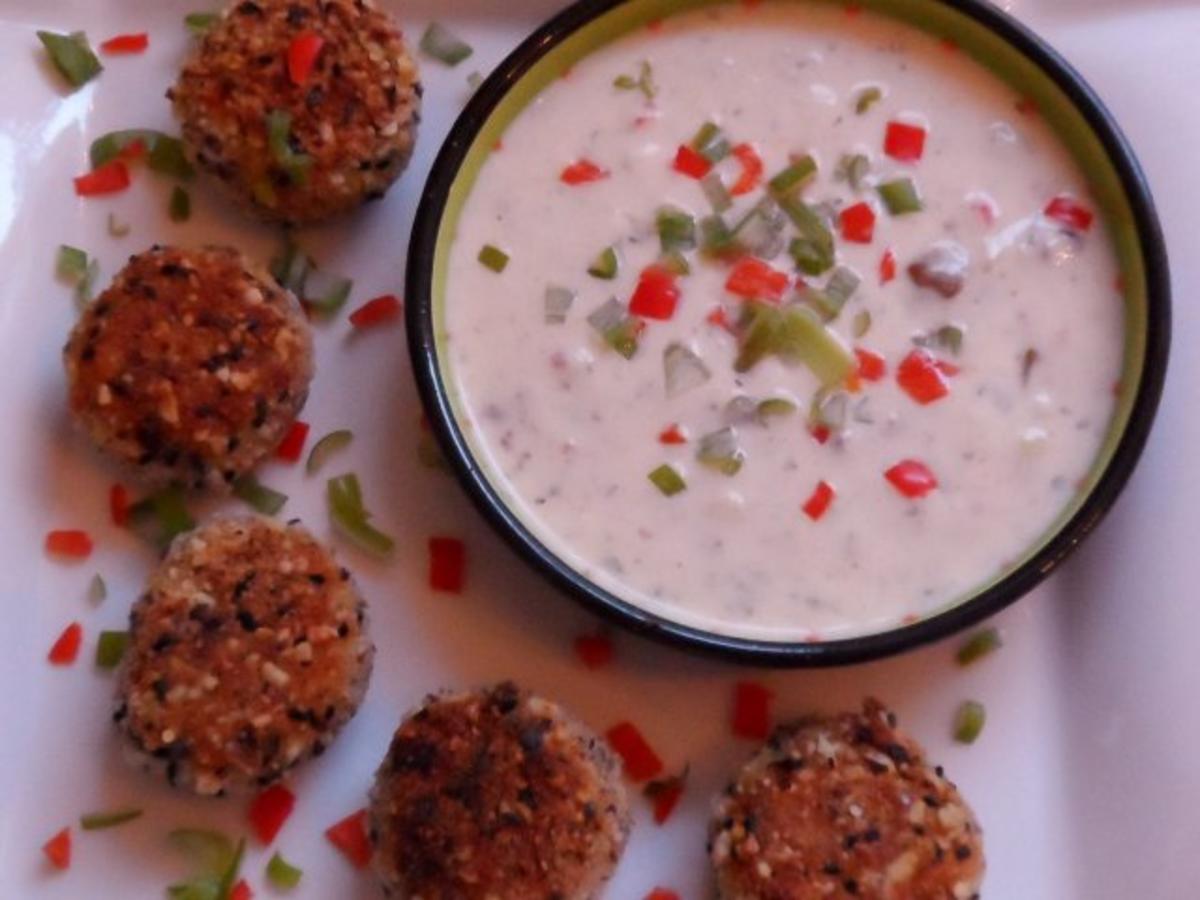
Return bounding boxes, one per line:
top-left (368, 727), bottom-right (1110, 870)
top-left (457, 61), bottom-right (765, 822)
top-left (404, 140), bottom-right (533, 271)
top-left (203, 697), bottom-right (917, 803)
top-left (0, 2), bottom-right (1195, 898)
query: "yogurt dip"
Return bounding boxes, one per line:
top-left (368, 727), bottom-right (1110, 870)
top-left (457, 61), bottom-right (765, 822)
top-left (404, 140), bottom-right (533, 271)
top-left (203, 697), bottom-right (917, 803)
top-left (441, 2), bottom-right (1125, 641)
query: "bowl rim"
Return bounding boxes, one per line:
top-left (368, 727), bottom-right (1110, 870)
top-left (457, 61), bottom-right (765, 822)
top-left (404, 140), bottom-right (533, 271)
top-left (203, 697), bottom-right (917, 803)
top-left (406, 0), bottom-right (1171, 666)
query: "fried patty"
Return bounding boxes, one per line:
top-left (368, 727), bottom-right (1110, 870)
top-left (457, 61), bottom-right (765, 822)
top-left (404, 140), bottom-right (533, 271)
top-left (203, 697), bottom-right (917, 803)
top-left (170, 0), bottom-right (421, 225)
top-left (368, 682), bottom-right (632, 899)
top-left (711, 699), bottom-right (985, 900)
top-left (114, 516), bottom-right (373, 795)
top-left (63, 245), bottom-right (312, 492)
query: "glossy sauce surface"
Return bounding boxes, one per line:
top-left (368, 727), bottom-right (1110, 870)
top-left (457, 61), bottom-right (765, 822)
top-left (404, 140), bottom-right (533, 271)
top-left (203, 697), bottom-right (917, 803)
top-left (443, 2), bottom-right (1124, 641)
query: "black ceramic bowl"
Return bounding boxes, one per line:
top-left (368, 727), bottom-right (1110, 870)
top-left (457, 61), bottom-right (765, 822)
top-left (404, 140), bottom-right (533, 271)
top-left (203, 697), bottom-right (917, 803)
top-left (407, 0), bottom-right (1170, 666)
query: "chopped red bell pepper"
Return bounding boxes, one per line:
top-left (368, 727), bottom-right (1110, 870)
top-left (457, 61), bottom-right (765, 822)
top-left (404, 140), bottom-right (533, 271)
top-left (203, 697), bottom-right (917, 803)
top-left (249, 784), bottom-right (295, 844)
top-left (810, 425), bottom-right (831, 445)
top-left (646, 774), bottom-right (686, 824)
top-left (731, 681), bottom-right (773, 740)
top-left (880, 248), bottom-right (897, 284)
top-left (287, 31), bottom-right (325, 85)
top-left (839, 201), bottom-right (876, 243)
top-left (110, 483), bottom-right (131, 527)
top-left (48, 622), bottom-right (83, 666)
top-left (574, 632), bottom-right (615, 669)
top-left (645, 890), bottom-right (680, 900)
top-left (74, 160), bottom-right (131, 197)
top-left (706, 306), bottom-right (735, 334)
top-left (100, 33), bottom-right (149, 54)
top-left (729, 143), bottom-right (764, 196)
top-left (230, 881), bottom-right (253, 900)
top-left (560, 159), bottom-right (609, 185)
top-left (672, 144), bottom-right (712, 179)
top-left (885, 459), bottom-right (939, 498)
top-left (802, 480), bottom-right (836, 522)
top-left (275, 420), bottom-right (310, 462)
top-left (349, 294), bottom-right (402, 329)
top-left (896, 349), bottom-right (950, 405)
top-left (652, 782), bottom-right (683, 824)
top-left (726, 257), bottom-right (789, 302)
top-left (658, 424), bottom-right (687, 445)
top-left (325, 809), bottom-right (371, 869)
top-left (45, 529), bottom-right (93, 559)
top-left (429, 536), bottom-right (466, 593)
top-left (1044, 195), bottom-right (1094, 232)
top-left (855, 348), bottom-right (887, 382)
top-left (884, 121), bottom-right (927, 162)
top-left (629, 265), bottom-right (680, 320)
top-left (42, 828), bottom-right (71, 870)
top-left (606, 721), bottom-right (664, 781)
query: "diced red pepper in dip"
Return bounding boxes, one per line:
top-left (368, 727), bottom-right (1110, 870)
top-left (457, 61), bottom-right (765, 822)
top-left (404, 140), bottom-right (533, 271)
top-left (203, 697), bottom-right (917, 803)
top-left (48, 622), bottom-right (83, 665)
top-left (1044, 195), bottom-right (1094, 232)
top-left (729, 143), bottom-right (764, 195)
top-left (809, 424), bottom-right (831, 445)
top-left (429, 537), bottom-right (466, 593)
top-left (74, 160), bottom-right (131, 196)
top-left (725, 257), bottom-right (789, 302)
top-left (884, 121), bottom-right (927, 162)
top-left (802, 481), bottom-right (836, 521)
top-left (731, 681), bottom-right (773, 740)
top-left (658, 424), bottom-right (687, 445)
top-left (897, 349), bottom-right (950, 405)
top-left (287, 31), bottom-right (325, 85)
top-left (839, 201), bottom-right (876, 243)
top-left (110, 483), bottom-right (131, 527)
top-left (45, 529), bottom-right (93, 559)
top-left (706, 306), bottom-right (735, 333)
top-left (230, 881), bottom-right (253, 900)
top-left (275, 420), bottom-right (310, 462)
top-left (249, 784), bottom-right (296, 844)
top-left (629, 265), bottom-right (680, 320)
top-left (42, 828), bottom-right (71, 870)
top-left (560, 158), bottom-right (609, 185)
top-left (606, 721), bottom-right (664, 781)
top-left (100, 33), bottom-right (149, 54)
top-left (672, 144), bottom-right (712, 179)
top-left (880, 248), bottom-right (897, 284)
top-left (349, 294), bottom-right (402, 329)
top-left (574, 632), bottom-right (615, 669)
top-left (855, 348), bottom-right (887, 382)
top-left (885, 460), bottom-right (939, 498)
top-left (645, 890), bottom-right (680, 900)
top-left (325, 809), bottom-right (371, 868)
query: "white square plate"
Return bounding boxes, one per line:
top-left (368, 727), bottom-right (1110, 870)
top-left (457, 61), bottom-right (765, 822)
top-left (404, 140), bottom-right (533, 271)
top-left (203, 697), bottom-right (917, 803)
top-left (0, 1), bottom-right (1195, 897)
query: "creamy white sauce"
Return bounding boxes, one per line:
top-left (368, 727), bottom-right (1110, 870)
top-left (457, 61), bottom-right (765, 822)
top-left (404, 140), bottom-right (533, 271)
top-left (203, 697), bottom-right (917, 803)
top-left (442, 3), bottom-right (1125, 641)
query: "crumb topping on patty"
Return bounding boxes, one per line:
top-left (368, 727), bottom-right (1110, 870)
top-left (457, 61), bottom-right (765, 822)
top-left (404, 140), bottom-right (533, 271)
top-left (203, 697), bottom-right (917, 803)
top-left (711, 699), bottom-right (985, 900)
top-left (63, 245), bottom-right (312, 490)
top-left (115, 516), bottom-right (372, 794)
top-left (369, 682), bottom-right (630, 899)
top-left (170, 0), bottom-right (421, 224)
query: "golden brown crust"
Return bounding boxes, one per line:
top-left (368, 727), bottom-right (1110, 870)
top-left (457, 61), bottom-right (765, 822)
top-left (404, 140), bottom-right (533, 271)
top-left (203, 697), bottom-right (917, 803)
top-left (63, 245), bottom-right (312, 491)
top-left (711, 699), bottom-right (984, 900)
top-left (170, 0), bottom-right (421, 224)
top-left (369, 683), bottom-right (631, 899)
top-left (115, 516), bottom-right (372, 795)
